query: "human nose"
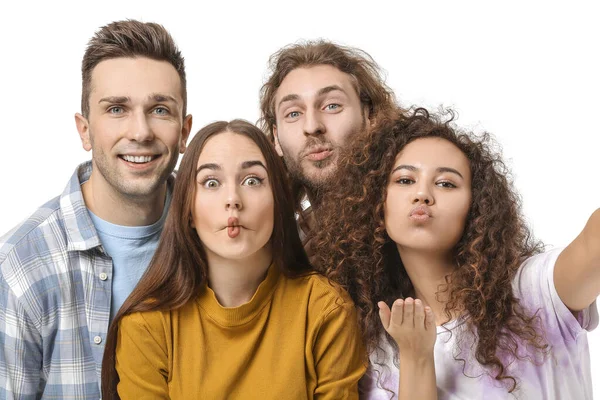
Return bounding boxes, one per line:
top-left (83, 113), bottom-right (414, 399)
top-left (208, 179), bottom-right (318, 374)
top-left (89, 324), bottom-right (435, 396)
top-left (412, 183), bottom-right (435, 206)
top-left (126, 110), bottom-right (155, 142)
top-left (303, 109), bottom-right (325, 136)
top-left (225, 185), bottom-right (243, 211)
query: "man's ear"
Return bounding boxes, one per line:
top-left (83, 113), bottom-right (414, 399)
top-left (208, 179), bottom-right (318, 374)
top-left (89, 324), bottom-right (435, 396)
top-left (75, 113), bottom-right (92, 151)
top-left (273, 125), bottom-right (283, 157)
top-left (180, 114), bottom-right (193, 153)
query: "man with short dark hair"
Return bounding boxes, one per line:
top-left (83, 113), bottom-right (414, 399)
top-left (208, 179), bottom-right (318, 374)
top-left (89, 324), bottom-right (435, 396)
top-left (0, 19), bottom-right (192, 398)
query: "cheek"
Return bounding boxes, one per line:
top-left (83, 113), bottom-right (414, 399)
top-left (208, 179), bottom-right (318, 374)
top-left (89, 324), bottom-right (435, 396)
top-left (151, 121), bottom-right (182, 145)
top-left (442, 199), bottom-right (471, 242)
top-left (257, 197), bottom-right (275, 225)
top-left (384, 190), bottom-right (405, 241)
top-left (329, 114), bottom-right (363, 144)
top-left (192, 193), bottom-right (218, 227)
top-left (276, 127), bottom-right (301, 152)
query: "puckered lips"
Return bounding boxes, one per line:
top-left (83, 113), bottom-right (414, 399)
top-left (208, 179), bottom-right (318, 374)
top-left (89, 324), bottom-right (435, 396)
top-left (409, 204), bottom-right (432, 222)
top-left (304, 145), bottom-right (333, 162)
top-left (226, 216), bottom-right (241, 238)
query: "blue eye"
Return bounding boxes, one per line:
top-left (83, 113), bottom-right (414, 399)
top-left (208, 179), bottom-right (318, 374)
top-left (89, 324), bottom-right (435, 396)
top-left (286, 111), bottom-right (300, 119)
top-left (108, 106), bottom-right (124, 114)
top-left (325, 104), bottom-right (340, 111)
top-left (153, 107), bottom-right (169, 115)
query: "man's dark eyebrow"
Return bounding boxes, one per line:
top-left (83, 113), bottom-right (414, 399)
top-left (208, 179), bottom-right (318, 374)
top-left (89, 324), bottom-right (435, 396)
top-left (196, 163), bottom-right (221, 174)
top-left (149, 93), bottom-right (178, 103)
top-left (241, 160), bottom-right (267, 171)
top-left (98, 96), bottom-right (129, 104)
top-left (391, 164), bottom-right (464, 179)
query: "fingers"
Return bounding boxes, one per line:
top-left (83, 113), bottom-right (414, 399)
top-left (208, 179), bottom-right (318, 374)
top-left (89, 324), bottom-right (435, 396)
top-left (379, 298), bottom-right (430, 332)
top-left (414, 299), bottom-right (425, 329)
top-left (403, 298), bottom-right (414, 328)
top-left (378, 301), bottom-right (391, 330)
top-left (391, 299), bottom-right (405, 328)
top-left (424, 306), bottom-right (435, 331)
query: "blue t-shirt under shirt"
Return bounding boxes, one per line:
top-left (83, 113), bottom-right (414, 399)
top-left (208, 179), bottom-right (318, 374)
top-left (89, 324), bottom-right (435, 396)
top-left (88, 193), bottom-right (171, 319)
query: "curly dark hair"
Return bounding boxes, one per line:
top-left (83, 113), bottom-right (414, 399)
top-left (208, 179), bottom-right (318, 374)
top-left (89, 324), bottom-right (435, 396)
top-left (314, 107), bottom-right (548, 392)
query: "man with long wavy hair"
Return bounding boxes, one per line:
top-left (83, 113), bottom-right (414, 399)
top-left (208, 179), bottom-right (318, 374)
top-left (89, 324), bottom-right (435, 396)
top-left (0, 20), bottom-right (192, 398)
top-left (259, 41), bottom-right (399, 254)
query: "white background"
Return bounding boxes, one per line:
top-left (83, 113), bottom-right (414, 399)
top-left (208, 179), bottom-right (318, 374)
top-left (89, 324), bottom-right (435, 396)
top-left (1, 0), bottom-right (598, 394)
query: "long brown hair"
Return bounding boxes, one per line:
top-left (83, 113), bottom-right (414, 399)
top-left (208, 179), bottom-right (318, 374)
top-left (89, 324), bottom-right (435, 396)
top-left (314, 108), bottom-right (548, 392)
top-left (258, 40), bottom-right (399, 141)
top-left (81, 19), bottom-right (186, 118)
top-left (101, 119), bottom-right (311, 399)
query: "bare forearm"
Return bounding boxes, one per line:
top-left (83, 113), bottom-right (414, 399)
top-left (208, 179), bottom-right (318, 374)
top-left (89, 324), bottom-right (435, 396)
top-left (555, 208), bottom-right (600, 311)
top-left (398, 356), bottom-right (438, 400)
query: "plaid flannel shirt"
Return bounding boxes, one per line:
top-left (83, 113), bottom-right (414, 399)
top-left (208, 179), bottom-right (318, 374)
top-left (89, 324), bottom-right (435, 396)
top-left (0, 161), bottom-right (173, 399)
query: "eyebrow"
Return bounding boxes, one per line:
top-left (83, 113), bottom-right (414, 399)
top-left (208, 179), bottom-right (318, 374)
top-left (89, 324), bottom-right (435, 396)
top-left (149, 93), bottom-right (178, 104)
top-left (317, 85), bottom-right (346, 97)
top-left (97, 93), bottom-right (178, 105)
top-left (196, 160), bottom-right (267, 175)
top-left (98, 96), bottom-right (129, 104)
top-left (392, 164), bottom-right (464, 179)
top-left (276, 85), bottom-right (347, 111)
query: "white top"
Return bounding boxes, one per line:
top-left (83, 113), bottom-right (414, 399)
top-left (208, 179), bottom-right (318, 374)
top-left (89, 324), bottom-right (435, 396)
top-left (360, 248), bottom-right (599, 400)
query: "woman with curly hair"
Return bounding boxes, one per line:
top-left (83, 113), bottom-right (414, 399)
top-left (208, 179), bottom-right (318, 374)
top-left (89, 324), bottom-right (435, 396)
top-left (314, 108), bottom-right (599, 399)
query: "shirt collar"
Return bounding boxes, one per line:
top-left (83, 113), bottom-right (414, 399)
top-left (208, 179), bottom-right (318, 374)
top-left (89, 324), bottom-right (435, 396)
top-left (60, 161), bottom-right (175, 252)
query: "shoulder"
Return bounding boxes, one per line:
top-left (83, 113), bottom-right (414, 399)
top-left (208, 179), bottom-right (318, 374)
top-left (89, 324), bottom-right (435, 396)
top-left (0, 196), bottom-right (66, 292)
top-left (288, 272), bottom-right (356, 317)
top-left (0, 196), bottom-right (62, 260)
top-left (119, 308), bottom-right (172, 338)
top-left (514, 247), bottom-right (598, 336)
top-left (513, 247), bottom-right (563, 291)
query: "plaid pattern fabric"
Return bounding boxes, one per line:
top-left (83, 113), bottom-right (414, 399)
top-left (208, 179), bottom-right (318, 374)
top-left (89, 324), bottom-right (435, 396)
top-left (0, 161), bottom-right (171, 399)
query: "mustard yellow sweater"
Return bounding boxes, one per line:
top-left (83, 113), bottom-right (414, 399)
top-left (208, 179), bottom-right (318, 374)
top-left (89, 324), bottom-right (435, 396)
top-left (115, 266), bottom-right (366, 399)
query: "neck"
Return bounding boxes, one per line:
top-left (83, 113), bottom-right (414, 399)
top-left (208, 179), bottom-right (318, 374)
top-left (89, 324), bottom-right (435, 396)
top-left (82, 170), bottom-right (167, 227)
top-left (397, 245), bottom-right (458, 325)
top-left (206, 246), bottom-right (273, 308)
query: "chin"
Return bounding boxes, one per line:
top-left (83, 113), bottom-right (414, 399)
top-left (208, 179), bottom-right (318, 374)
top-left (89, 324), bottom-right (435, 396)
top-left (395, 237), bottom-right (455, 254)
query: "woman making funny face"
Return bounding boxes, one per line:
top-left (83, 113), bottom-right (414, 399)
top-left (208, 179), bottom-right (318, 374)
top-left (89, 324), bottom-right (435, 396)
top-left (101, 120), bottom-right (365, 400)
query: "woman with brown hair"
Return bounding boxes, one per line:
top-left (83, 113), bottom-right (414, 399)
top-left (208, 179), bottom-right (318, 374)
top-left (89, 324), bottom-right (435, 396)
top-left (314, 108), bottom-right (599, 399)
top-left (101, 119), bottom-right (365, 399)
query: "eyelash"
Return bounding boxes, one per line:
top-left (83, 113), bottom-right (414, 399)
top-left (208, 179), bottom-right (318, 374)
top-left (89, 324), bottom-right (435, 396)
top-left (108, 106), bottom-right (124, 114)
top-left (437, 181), bottom-right (456, 188)
top-left (153, 106), bottom-right (169, 115)
top-left (243, 176), bottom-right (264, 186)
top-left (324, 103), bottom-right (341, 111)
top-left (200, 175), bottom-right (265, 188)
top-left (394, 178), bottom-right (457, 188)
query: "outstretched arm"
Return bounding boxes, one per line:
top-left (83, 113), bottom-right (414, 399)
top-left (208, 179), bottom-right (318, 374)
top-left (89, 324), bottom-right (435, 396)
top-left (379, 298), bottom-right (438, 400)
top-left (554, 208), bottom-right (600, 312)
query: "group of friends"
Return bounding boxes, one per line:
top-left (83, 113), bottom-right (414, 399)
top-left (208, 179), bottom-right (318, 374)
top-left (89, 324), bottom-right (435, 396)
top-left (0, 19), bottom-right (598, 400)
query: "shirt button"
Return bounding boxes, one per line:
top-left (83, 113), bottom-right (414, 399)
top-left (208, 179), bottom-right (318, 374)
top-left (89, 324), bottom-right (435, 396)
top-left (99, 273), bottom-right (108, 281)
top-left (93, 336), bottom-right (102, 344)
